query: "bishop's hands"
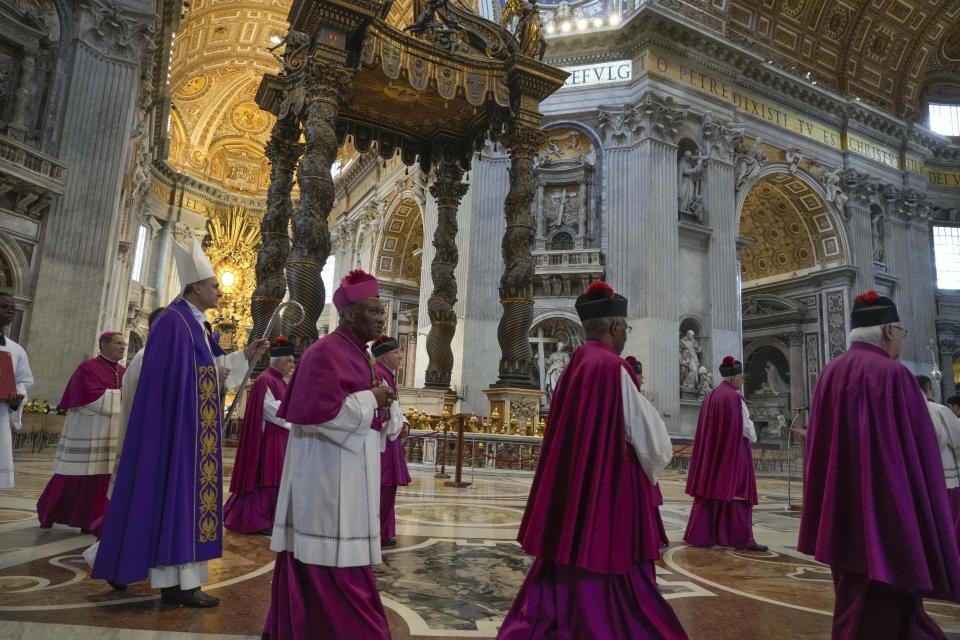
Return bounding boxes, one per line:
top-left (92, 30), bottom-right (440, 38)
top-left (243, 338), bottom-right (270, 362)
top-left (372, 384), bottom-right (395, 409)
top-left (2, 393), bottom-right (23, 410)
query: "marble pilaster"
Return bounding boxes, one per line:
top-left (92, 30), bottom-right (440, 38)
top-left (451, 149), bottom-right (510, 414)
top-left (25, 2), bottom-right (155, 399)
top-left (603, 93), bottom-right (687, 431)
top-left (787, 331), bottom-right (805, 413)
top-left (704, 157), bottom-right (741, 369)
top-left (842, 172), bottom-right (876, 292)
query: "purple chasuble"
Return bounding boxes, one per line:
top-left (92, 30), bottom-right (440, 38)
top-left (685, 380), bottom-right (757, 504)
top-left (92, 299), bottom-right (227, 585)
top-left (230, 367), bottom-right (287, 495)
top-left (375, 363), bottom-right (411, 487)
top-left (518, 340), bottom-right (662, 574)
top-left (799, 342), bottom-right (960, 601)
top-left (278, 327), bottom-right (375, 425)
top-left (58, 356), bottom-right (125, 410)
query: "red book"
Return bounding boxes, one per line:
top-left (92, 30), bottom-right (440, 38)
top-left (0, 350), bottom-right (16, 398)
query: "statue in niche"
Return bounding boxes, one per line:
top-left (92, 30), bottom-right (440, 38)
top-left (544, 341), bottom-right (570, 402)
top-left (696, 366), bottom-right (714, 400)
top-left (871, 209), bottom-right (885, 262)
top-left (550, 275), bottom-right (563, 296)
top-left (679, 330), bottom-right (702, 389)
top-left (734, 137), bottom-right (766, 192)
top-left (760, 361), bottom-right (788, 395)
top-left (678, 150), bottom-right (707, 220)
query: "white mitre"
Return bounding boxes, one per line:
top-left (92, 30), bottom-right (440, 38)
top-left (173, 236), bottom-right (216, 286)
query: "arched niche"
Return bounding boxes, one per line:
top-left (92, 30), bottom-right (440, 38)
top-left (738, 172), bottom-right (848, 286)
top-left (534, 124), bottom-right (599, 251)
top-left (529, 313), bottom-right (585, 408)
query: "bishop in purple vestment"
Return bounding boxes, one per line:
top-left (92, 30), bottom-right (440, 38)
top-left (263, 270), bottom-right (396, 640)
top-left (799, 291), bottom-right (960, 639)
top-left (223, 336), bottom-right (295, 534)
top-left (371, 335), bottom-right (412, 546)
top-left (683, 356), bottom-right (766, 551)
top-left (91, 238), bottom-right (267, 607)
top-left (499, 281), bottom-right (687, 640)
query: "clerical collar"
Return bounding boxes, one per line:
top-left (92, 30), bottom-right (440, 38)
top-left (183, 298), bottom-right (208, 329)
top-left (334, 326), bottom-right (368, 349)
top-left (97, 353), bottom-right (120, 367)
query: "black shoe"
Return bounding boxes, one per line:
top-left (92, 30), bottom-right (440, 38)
top-left (107, 580), bottom-right (127, 591)
top-left (740, 542), bottom-right (769, 552)
top-left (160, 586), bottom-right (219, 608)
top-left (382, 538), bottom-right (397, 547)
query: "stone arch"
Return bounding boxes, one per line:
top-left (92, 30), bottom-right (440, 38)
top-left (0, 234), bottom-right (30, 297)
top-left (529, 313), bottom-right (584, 406)
top-left (737, 170), bottom-right (848, 286)
top-left (127, 329), bottom-right (144, 359)
top-left (373, 197), bottom-right (423, 288)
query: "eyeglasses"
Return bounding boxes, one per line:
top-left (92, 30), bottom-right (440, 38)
top-left (892, 326), bottom-right (908, 337)
top-left (622, 322), bottom-right (633, 334)
top-left (0, 304), bottom-right (14, 311)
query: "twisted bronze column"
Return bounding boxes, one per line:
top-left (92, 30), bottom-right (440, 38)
top-left (251, 116), bottom-right (301, 342)
top-left (424, 161), bottom-right (469, 390)
top-left (285, 62), bottom-right (351, 355)
top-left (495, 126), bottom-right (545, 387)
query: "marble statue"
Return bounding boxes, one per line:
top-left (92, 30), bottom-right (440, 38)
top-left (775, 413), bottom-right (787, 437)
top-left (871, 209), bottom-right (885, 262)
top-left (679, 330), bottom-right (702, 389)
top-left (678, 150), bottom-right (706, 216)
top-left (821, 167), bottom-right (848, 207)
top-left (544, 341), bottom-right (570, 402)
top-left (762, 361), bottom-right (788, 395)
top-left (695, 366), bottom-right (713, 400)
top-left (786, 148), bottom-right (803, 175)
top-left (734, 137), bottom-right (765, 192)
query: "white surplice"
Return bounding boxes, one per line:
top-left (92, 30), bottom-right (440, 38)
top-left (271, 389), bottom-right (401, 568)
top-left (0, 336), bottom-right (33, 488)
top-left (928, 399), bottom-right (960, 489)
top-left (741, 399), bottom-right (757, 443)
top-left (263, 389), bottom-right (291, 431)
top-left (621, 369), bottom-right (673, 484)
top-left (52, 389), bottom-right (122, 476)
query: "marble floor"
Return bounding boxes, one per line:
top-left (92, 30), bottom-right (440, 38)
top-left (1, 447), bottom-right (959, 639)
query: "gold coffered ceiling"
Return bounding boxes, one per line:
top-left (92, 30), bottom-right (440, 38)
top-left (167, 0), bottom-right (290, 195)
top-left (726, 0), bottom-right (960, 118)
top-left (739, 173), bottom-right (845, 284)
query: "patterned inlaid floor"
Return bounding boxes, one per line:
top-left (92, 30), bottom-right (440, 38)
top-left (1, 447), bottom-right (959, 639)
